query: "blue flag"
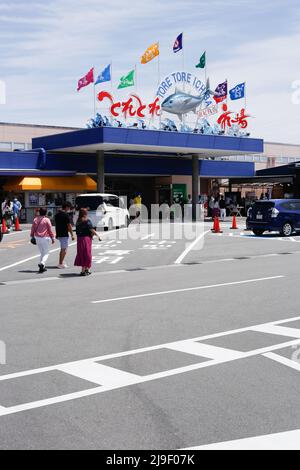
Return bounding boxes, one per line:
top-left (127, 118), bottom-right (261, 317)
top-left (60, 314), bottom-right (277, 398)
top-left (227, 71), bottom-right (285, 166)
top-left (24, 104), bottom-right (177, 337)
top-left (95, 64), bottom-right (111, 85)
top-left (173, 33), bottom-right (183, 53)
top-left (229, 82), bottom-right (245, 100)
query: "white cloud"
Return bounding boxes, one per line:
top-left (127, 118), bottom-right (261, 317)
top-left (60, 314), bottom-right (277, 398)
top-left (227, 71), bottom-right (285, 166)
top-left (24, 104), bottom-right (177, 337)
top-left (0, 0), bottom-right (299, 144)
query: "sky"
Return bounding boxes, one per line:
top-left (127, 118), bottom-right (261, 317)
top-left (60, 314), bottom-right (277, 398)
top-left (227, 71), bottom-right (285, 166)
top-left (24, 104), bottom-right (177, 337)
top-left (0, 0), bottom-right (300, 143)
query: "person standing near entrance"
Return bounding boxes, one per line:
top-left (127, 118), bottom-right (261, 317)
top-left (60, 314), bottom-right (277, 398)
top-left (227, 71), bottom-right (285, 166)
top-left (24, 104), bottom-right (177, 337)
top-left (208, 196), bottom-right (215, 219)
top-left (219, 195), bottom-right (226, 221)
top-left (30, 208), bottom-right (55, 273)
top-left (133, 193), bottom-right (142, 220)
top-left (2, 198), bottom-right (14, 231)
top-left (13, 197), bottom-right (22, 222)
top-left (74, 208), bottom-right (101, 276)
top-left (55, 202), bottom-right (75, 269)
top-left (212, 198), bottom-right (220, 219)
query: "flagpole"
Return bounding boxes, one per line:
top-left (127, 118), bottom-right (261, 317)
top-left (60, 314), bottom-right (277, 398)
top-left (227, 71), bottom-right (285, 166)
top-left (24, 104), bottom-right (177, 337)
top-left (110, 61), bottom-right (113, 94)
top-left (204, 51), bottom-right (207, 83)
top-left (182, 33), bottom-right (185, 127)
top-left (182, 32), bottom-right (185, 74)
top-left (157, 41), bottom-right (161, 130)
top-left (93, 66), bottom-right (96, 118)
top-left (135, 64), bottom-right (137, 93)
top-left (110, 62), bottom-right (113, 122)
top-left (244, 81), bottom-right (247, 110)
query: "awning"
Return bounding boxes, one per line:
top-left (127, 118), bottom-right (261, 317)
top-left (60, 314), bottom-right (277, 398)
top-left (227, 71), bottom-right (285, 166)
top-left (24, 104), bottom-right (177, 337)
top-left (3, 175), bottom-right (97, 192)
top-left (230, 175), bottom-right (294, 185)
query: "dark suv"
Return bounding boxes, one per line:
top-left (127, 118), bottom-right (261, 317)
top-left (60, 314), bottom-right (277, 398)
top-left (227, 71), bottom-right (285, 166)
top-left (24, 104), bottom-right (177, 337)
top-left (247, 199), bottom-right (300, 237)
top-left (0, 206), bottom-right (2, 242)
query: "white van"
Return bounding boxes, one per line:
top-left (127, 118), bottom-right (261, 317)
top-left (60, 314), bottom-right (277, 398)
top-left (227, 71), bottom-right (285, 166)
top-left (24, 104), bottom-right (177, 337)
top-left (75, 193), bottom-right (130, 230)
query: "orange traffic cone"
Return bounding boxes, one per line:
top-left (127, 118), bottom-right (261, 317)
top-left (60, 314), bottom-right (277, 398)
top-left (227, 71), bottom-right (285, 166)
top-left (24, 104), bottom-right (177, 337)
top-left (211, 216), bottom-right (223, 233)
top-left (1, 218), bottom-right (8, 234)
top-left (14, 217), bottom-right (22, 231)
top-left (230, 215), bottom-right (238, 230)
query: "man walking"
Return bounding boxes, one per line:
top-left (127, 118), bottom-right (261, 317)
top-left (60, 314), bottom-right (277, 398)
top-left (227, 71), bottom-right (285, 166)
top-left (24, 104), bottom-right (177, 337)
top-left (219, 195), bottom-right (226, 221)
top-left (55, 202), bottom-right (75, 269)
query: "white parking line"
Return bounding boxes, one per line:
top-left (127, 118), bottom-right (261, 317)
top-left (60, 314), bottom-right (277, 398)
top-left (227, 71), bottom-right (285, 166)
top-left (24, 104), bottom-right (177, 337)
top-left (0, 228), bottom-right (127, 272)
top-left (251, 324), bottom-right (300, 338)
top-left (0, 314), bottom-right (299, 417)
top-left (140, 233), bottom-right (155, 240)
top-left (263, 352), bottom-right (300, 372)
top-left (183, 428), bottom-right (300, 450)
top-left (58, 362), bottom-right (140, 386)
top-left (91, 276), bottom-right (284, 304)
top-left (0, 243), bottom-right (76, 272)
top-left (174, 229), bottom-right (210, 264)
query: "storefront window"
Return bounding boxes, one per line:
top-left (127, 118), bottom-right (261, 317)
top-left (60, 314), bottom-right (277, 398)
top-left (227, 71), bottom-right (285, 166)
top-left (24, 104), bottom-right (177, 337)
top-left (28, 193), bottom-right (39, 206)
top-left (45, 193), bottom-right (64, 206)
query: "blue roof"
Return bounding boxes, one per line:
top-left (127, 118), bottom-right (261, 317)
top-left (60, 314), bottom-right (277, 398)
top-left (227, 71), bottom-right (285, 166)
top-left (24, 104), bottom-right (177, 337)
top-left (0, 149), bottom-right (254, 178)
top-left (32, 127), bottom-right (263, 156)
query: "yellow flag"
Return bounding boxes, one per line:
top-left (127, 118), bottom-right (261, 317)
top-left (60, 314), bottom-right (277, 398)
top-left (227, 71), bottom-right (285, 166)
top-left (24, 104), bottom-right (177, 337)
top-left (141, 42), bottom-right (159, 64)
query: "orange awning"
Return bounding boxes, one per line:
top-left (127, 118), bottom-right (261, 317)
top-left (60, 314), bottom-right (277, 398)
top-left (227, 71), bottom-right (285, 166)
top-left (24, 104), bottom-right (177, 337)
top-left (4, 176), bottom-right (96, 192)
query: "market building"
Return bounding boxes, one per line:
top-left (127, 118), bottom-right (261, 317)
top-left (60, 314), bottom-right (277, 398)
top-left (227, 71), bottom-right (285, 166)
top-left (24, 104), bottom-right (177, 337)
top-left (1, 121), bottom-right (300, 223)
top-left (0, 124), bottom-right (263, 221)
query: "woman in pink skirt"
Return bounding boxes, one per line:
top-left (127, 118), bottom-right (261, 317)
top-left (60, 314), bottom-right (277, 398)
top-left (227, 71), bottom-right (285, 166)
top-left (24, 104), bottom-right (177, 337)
top-left (74, 208), bottom-right (101, 276)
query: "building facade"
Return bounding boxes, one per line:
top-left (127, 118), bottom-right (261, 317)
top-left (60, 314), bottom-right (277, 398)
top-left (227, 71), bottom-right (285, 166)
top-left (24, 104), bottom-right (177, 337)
top-left (1, 121), bottom-right (299, 222)
top-left (0, 123), bottom-right (264, 222)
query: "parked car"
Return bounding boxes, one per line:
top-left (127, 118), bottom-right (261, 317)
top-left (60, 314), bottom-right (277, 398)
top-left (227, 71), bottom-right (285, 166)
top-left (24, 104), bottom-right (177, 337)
top-left (75, 193), bottom-right (130, 230)
top-left (0, 207), bottom-right (2, 242)
top-left (247, 199), bottom-right (300, 236)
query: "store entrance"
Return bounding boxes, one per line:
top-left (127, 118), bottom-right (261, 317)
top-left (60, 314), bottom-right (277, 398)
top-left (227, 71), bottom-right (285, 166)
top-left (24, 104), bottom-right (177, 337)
top-left (105, 176), bottom-right (156, 210)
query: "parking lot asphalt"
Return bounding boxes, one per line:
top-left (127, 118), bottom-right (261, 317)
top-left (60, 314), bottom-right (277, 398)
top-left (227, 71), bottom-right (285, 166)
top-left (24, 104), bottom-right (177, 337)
top-left (0, 219), bottom-right (300, 449)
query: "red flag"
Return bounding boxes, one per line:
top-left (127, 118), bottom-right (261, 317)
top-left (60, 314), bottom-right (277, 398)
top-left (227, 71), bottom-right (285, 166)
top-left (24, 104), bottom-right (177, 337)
top-left (77, 68), bottom-right (94, 91)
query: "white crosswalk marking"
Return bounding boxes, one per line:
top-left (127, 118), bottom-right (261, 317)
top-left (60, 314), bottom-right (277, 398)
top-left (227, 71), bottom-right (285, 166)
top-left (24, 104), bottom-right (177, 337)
top-left (263, 352), bottom-right (300, 371)
top-left (58, 362), bottom-right (140, 386)
top-left (167, 341), bottom-right (241, 360)
top-left (0, 315), bottom-right (299, 417)
top-left (251, 324), bottom-right (300, 338)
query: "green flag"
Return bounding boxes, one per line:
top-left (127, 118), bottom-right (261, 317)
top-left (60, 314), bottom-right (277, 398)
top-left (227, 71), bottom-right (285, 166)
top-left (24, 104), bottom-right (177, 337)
top-left (117, 69), bottom-right (135, 89)
top-left (196, 51), bottom-right (206, 69)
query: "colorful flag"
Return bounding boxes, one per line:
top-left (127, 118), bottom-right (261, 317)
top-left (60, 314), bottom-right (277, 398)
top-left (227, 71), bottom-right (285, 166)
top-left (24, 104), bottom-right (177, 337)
top-left (117, 69), bottom-right (135, 89)
top-left (196, 52), bottom-right (206, 69)
top-left (229, 82), bottom-right (245, 100)
top-left (213, 80), bottom-right (227, 103)
top-left (173, 33), bottom-right (183, 53)
top-left (77, 68), bottom-right (94, 91)
top-left (95, 64), bottom-right (111, 85)
top-left (141, 42), bottom-right (159, 64)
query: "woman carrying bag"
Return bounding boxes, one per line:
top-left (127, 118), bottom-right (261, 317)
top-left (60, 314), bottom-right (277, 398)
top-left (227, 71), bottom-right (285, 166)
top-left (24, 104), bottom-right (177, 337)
top-left (30, 208), bottom-right (55, 273)
top-left (74, 208), bottom-right (101, 276)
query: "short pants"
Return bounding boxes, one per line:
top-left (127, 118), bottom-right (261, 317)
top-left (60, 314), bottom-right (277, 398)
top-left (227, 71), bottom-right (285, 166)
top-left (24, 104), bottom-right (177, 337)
top-left (57, 237), bottom-right (69, 250)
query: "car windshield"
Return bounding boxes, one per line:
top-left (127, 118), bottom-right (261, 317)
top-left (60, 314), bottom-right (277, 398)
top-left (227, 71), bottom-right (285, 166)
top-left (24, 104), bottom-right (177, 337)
top-left (75, 196), bottom-right (103, 211)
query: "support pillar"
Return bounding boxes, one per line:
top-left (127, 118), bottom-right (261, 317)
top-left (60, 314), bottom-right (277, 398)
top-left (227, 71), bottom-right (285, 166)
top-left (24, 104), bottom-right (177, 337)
top-left (192, 154), bottom-right (199, 221)
top-left (96, 150), bottom-right (105, 193)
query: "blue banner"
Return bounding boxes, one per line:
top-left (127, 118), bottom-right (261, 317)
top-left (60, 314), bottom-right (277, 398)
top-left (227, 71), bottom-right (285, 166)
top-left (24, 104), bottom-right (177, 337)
top-left (95, 64), bottom-right (111, 85)
top-left (173, 33), bottom-right (183, 53)
top-left (229, 82), bottom-right (245, 100)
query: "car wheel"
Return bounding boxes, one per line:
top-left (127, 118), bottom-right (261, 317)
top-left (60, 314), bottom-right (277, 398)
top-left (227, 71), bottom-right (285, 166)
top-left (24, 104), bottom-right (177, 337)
top-left (253, 229), bottom-right (264, 236)
top-left (281, 222), bottom-right (293, 237)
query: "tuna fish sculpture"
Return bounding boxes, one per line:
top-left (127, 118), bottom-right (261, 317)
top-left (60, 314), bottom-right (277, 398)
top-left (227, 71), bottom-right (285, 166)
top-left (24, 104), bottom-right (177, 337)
top-left (161, 78), bottom-right (216, 121)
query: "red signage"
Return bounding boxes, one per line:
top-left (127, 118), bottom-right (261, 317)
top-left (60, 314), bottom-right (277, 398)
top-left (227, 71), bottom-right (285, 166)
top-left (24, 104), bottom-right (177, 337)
top-left (217, 103), bottom-right (249, 130)
top-left (97, 91), bottom-right (160, 119)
